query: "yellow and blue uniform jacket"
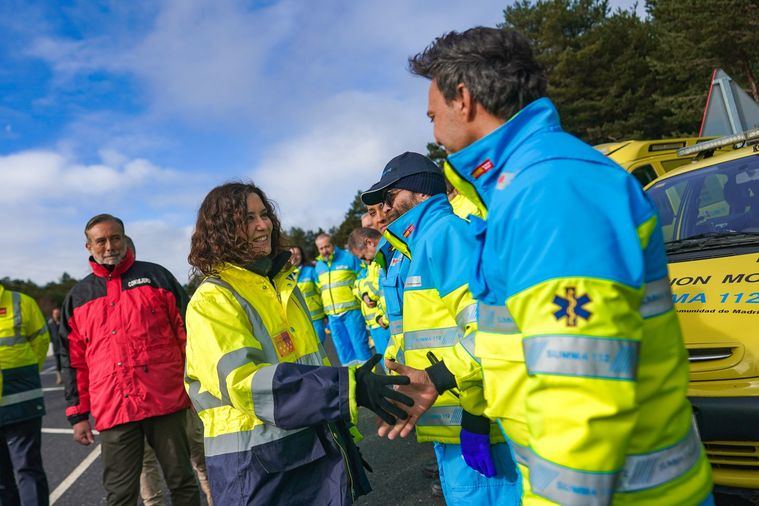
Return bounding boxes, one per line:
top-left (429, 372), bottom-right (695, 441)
top-left (444, 97), bottom-right (712, 505)
top-left (0, 284), bottom-right (50, 426)
top-left (294, 264), bottom-right (326, 321)
top-left (184, 254), bottom-right (370, 504)
top-left (354, 261), bottom-right (385, 331)
top-left (382, 194), bottom-right (499, 444)
top-left (315, 247), bottom-right (362, 316)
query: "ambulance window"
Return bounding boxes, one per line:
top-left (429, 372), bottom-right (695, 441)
top-left (696, 174), bottom-right (729, 222)
top-left (631, 164), bottom-right (658, 186)
top-left (649, 179), bottom-right (688, 242)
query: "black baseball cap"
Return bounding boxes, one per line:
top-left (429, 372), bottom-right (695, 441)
top-left (361, 152), bottom-right (444, 206)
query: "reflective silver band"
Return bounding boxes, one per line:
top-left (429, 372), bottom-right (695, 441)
top-left (27, 326), bottom-right (48, 341)
top-left (478, 302), bottom-right (518, 334)
top-left (251, 364), bottom-right (278, 424)
top-left (459, 333), bottom-right (480, 363)
top-left (524, 335), bottom-right (639, 380)
top-left (310, 310), bottom-right (325, 319)
top-left (0, 336), bottom-right (27, 346)
top-left (619, 425), bottom-right (702, 492)
top-left (641, 277), bottom-right (674, 318)
top-left (395, 348), bottom-right (405, 365)
top-left (300, 289), bottom-right (318, 297)
top-left (404, 326), bottom-right (459, 351)
top-left (417, 405), bottom-right (463, 427)
top-left (389, 319), bottom-right (403, 336)
top-left (511, 424), bottom-right (702, 503)
top-left (455, 304), bottom-right (477, 330)
top-left (203, 278), bottom-right (278, 364)
top-left (324, 301), bottom-right (360, 313)
top-left (186, 377), bottom-right (225, 412)
top-left (217, 347), bottom-right (267, 404)
top-left (0, 388), bottom-right (44, 407)
top-left (295, 351), bottom-right (323, 366)
top-left (12, 292), bottom-right (21, 336)
top-left (321, 279), bottom-right (354, 291)
top-left (204, 424), bottom-right (307, 457)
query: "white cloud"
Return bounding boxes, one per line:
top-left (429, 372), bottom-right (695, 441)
top-left (253, 90), bottom-right (432, 230)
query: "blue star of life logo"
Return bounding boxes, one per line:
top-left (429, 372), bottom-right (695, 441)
top-left (553, 287), bottom-right (592, 327)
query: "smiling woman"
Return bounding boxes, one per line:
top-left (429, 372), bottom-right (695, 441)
top-left (183, 181), bottom-right (414, 504)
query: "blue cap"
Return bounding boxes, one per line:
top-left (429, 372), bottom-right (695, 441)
top-left (361, 152), bottom-right (444, 205)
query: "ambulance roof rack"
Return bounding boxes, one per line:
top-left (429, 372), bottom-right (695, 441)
top-left (677, 127), bottom-right (759, 157)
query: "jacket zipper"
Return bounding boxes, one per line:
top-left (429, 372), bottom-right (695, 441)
top-left (328, 424), bottom-right (355, 502)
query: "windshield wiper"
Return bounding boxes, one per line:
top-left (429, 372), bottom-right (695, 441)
top-left (666, 232), bottom-right (759, 253)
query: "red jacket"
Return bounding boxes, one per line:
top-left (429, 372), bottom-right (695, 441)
top-left (60, 249), bottom-right (190, 430)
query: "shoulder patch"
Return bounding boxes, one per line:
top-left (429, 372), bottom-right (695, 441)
top-left (405, 276), bottom-right (422, 288)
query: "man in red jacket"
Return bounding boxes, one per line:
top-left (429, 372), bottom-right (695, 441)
top-left (60, 214), bottom-right (200, 505)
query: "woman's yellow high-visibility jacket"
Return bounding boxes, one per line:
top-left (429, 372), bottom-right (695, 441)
top-left (184, 254), bottom-right (370, 504)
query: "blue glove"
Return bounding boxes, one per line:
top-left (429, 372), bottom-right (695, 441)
top-left (460, 411), bottom-right (496, 478)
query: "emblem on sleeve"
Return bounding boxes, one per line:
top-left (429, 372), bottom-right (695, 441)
top-left (553, 287), bottom-right (592, 326)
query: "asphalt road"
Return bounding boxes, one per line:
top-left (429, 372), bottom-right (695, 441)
top-left (35, 338), bottom-right (445, 505)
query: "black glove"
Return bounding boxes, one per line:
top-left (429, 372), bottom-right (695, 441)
top-left (355, 354), bottom-right (413, 424)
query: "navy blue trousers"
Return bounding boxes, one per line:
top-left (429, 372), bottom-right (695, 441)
top-left (0, 416), bottom-right (49, 506)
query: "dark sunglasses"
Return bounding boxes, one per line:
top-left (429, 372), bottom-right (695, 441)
top-left (383, 188), bottom-right (402, 207)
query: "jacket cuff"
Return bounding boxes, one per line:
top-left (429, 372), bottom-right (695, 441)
top-left (68, 413), bottom-right (90, 426)
top-left (461, 410), bottom-right (490, 435)
top-left (347, 367), bottom-right (359, 425)
top-left (425, 360), bottom-right (457, 395)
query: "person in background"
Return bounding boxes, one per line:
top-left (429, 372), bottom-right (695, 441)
top-left (47, 307), bottom-right (63, 385)
top-left (183, 181), bottom-right (414, 504)
top-left (60, 214), bottom-right (200, 505)
top-left (360, 212), bottom-right (373, 229)
top-left (347, 227), bottom-right (390, 356)
top-left (314, 233), bottom-right (371, 366)
top-left (290, 245), bottom-right (328, 343)
top-left (0, 283), bottom-right (50, 506)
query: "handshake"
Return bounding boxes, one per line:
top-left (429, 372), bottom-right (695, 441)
top-left (354, 354), bottom-right (440, 439)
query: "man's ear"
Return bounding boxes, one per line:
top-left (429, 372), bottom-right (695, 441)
top-left (456, 83), bottom-right (475, 121)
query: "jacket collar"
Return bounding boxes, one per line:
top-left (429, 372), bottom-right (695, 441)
top-left (384, 193), bottom-right (451, 259)
top-left (444, 97), bottom-right (561, 218)
top-left (89, 248), bottom-right (135, 278)
top-left (220, 250), bottom-right (296, 284)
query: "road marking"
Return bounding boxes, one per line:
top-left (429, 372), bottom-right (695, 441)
top-left (49, 444), bottom-right (102, 505)
top-left (43, 387), bottom-right (64, 392)
top-left (42, 428), bottom-right (100, 435)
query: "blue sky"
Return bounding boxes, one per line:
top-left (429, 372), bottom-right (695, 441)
top-left (0, 0), bottom-right (642, 284)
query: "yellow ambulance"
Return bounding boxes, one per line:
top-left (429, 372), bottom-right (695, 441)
top-left (645, 129), bottom-right (759, 499)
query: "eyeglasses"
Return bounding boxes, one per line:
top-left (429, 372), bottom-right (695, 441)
top-left (383, 188), bottom-right (402, 207)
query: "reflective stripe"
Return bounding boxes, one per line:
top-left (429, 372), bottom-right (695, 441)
top-left (619, 425), bottom-right (702, 492)
top-left (204, 424), bottom-right (307, 457)
top-left (27, 326), bottom-right (48, 341)
top-left (511, 424), bottom-right (702, 501)
top-left (251, 364), bottom-right (278, 424)
top-left (389, 319), bottom-right (403, 336)
top-left (310, 309), bottom-right (325, 319)
top-left (295, 351), bottom-right (323, 366)
top-left (459, 333), bottom-right (480, 363)
top-left (395, 348), bottom-right (405, 365)
top-left (301, 289), bottom-right (318, 297)
top-left (478, 303), bottom-right (518, 334)
top-left (455, 304), bottom-right (477, 330)
top-left (524, 335), bottom-right (639, 380)
top-left (0, 388), bottom-right (44, 407)
top-left (321, 279), bottom-right (354, 291)
top-left (186, 377), bottom-right (225, 412)
top-left (217, 347), bottom-right (268, 404)
top-left (12, 292), bottom-right (21, 336)
top-left (0, 336), bottom-right (27, 346)
top-left (404, 327), bottom-right (459, 351)
top-left (203, 278), bottom-right (279, 363)
top-left (417, 405), bottom-right (462, 426)
top-left (324, 301), bottom-right (360, 313)
top-left (641, 277), bottom-right (674, 318)
top-left (527, 448), bottom-right (617, 506)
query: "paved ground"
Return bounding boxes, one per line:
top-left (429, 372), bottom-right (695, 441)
top-left (33, 340), bottom-right (742, 505)
top-left (36, 338), bottom-right (444, 505)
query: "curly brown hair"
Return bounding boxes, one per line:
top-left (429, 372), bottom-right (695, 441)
top-left (188, 182), bottom-right (283, 277)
